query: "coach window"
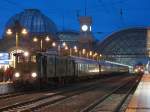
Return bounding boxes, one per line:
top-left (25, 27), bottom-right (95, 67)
top-left (31, 55), bottom-right (36, 63)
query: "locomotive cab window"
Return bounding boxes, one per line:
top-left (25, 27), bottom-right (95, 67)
top-left (17, 53), bottom-right (29, 63)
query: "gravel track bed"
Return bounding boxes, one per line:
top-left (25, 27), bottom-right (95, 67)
top-left (119, 94), bottom-right (133, 112)
top-left (0, 75), bottom-right (126, 111)
top-left (0, 78), bottom-right (103, 109)
top-left (0, 92), bottom-right (47, 108)
top-left (86, 76), bottom-right (139, 112)
top-left (6, 78), bottom-right (119, 112)
top-left (0, 92), bottom-right (25, 99)
top-left (34, 76), bottom-right (135, 112)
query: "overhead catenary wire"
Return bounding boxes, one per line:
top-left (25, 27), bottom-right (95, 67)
top-left (98, 0), bottom-right (110, 13)
top-left (120, 8), bottom-right (125, 26)
top-left (2, 0), bottom-right (25, 9)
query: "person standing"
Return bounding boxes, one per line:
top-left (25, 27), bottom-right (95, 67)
top-left (0, 67), bottom-right (4, 82)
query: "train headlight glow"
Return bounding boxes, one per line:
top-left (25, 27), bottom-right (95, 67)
top-left (134, 69), bottom-right (138, 73)
top-left (14, 72), bottom-right (20, 78)
top-left (24, 51), bottom-right (29, 57)
top-left (141, 69), bottom-right (144, 72)
top-left (31, 72), bottom-right (37, 78)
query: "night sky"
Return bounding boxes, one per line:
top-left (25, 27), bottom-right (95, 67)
top-left (0, 0), bottom-right (150, 40)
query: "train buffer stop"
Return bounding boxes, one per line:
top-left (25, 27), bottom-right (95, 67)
top-left (126, 75), bottom-right (150, 112)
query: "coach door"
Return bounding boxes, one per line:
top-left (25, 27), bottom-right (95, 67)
top-left (46, 55), bottom-right (55, 78)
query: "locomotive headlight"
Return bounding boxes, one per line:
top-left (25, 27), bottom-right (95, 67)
top-left (14, 72), bottom-right (20, 78)
top-left (141, 70), bottom-right (144, 72)
top-left (134, 69), bottom-right (138, 73)
top-left (140, 69), bottom-right (144, 72)
top-left (31, 72), bottom-right (37, 78)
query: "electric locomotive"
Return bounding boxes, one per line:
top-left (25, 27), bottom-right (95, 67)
top-left (133, 65), bottom-right (144, 74)
top-left (13, 52), bottom-right (38, 85)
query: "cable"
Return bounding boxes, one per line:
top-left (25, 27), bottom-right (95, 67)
top-left (120, 8), bottom-right (125, 26)
top-left (98, 0), bottom-right (110, 13)
top-left (2, 0), bottom-right (25, 9)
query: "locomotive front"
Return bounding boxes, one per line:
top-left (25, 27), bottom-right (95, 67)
top-left (13, 52), bottom-right (38, 85)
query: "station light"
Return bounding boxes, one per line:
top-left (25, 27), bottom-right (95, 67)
top-left (93, 53), bottom-right (98, 57)
top-left (45, 36), bottom-right (50, 42)
top-left (22, 28), bottom-right (28, 35)
top-left (82, 49), bottom-right (86, 54)
top-left (73, 46), bottom-right (77, 50)
top-left (24, 51), bottom-right (29, 57)
top-left (89, 51), bottom-right (92, 56)
top-left (33, 37), bottom-right (38, 42)
top-left (100, 54), bottom-right (102, 57)
top-left (31, 72), bottom-right (37, 78)
top-left (75, 49), bottom-right (78, 53)
top-left (14, 72), bottom-right (20, 78)
top-left (62, 42), bottom-right (66, 47)
top-left (6, 29), bottom-right (13, 35)
top-left (65, 46), bottom-right (68, 50)
top-left (52, 42), bottom-right (56, 47)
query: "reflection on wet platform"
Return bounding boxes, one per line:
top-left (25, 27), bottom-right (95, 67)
top-left (126, 75), bottom-right (150, 112)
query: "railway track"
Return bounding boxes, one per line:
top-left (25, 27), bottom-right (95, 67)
top-left (0, 92), bottom-right (26, 100)
top-left (80, 75), bottom-right (141, 112)
top-left (34, 75), bottom-right (139, 112)
top-left (0, 75), bottom-right (129, 112)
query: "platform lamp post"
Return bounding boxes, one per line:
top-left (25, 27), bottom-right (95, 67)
top-left (51, 42), bottom-right (59, 56)
top-left (73, 46), bottom-right (78, 56)
top-left (6, 20), bottom-right (28, 68)
top-left (62, 42), bottom-right (73, 56)
top-left (33, 36), bottom-right (50, 89)
top-left (99, 54), bottom-right (102, 61)
top-left (33, 36), bottom-right (51, 52)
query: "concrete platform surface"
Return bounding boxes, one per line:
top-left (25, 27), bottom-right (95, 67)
top-left (126, 75), bottom-right (150, 112)
top-left (0, 81), bottom-right (14, 94)
top-left (0, 81), bottom-right (13, 85)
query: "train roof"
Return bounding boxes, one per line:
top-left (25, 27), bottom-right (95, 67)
top-left (40, 53), bottom-right (132, 68)
top-left (101, 61), bottom-right (133, 68)
top-left (69, 56), bottom-right (98, 64)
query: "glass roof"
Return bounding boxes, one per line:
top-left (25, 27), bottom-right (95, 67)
top-left (98, 28), bottom-right (149, 66)
top-left (3, 9), bottom-right (58, 38)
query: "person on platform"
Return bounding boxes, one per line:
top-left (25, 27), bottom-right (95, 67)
top-left (9, 66), bottom-right (14, 81)
top-left (4, 67), bottom-right (9, 82)
top-left (0, 67), bottom-right (4, 82)
top-left (5, 66), bottom-right (14, 82)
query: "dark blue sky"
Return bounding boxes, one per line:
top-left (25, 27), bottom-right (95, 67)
top-left (0, 0), bottom-right (150, 40)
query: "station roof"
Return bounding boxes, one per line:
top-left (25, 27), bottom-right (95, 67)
top-left (3, 9), bottom-right (58, 39)
top-left (97, 27), bottom-right (149, 66)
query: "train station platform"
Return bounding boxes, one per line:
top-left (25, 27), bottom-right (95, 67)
top-left (0, 81), bottom-right (14, 94)
top-left (126, 75), bottom-right (150, 112)
top-left (0, 81), bottom-right (13, 85)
